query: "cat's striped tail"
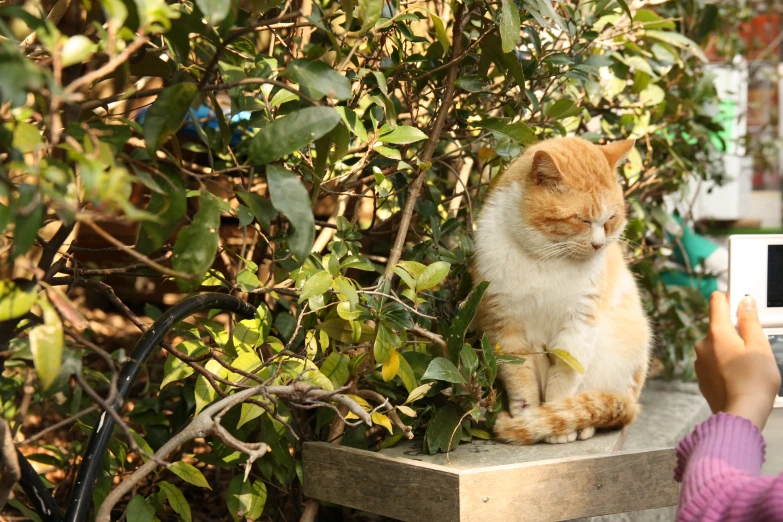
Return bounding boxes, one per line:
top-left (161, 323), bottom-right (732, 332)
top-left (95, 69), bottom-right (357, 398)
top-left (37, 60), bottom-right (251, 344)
top-left (492, 391), bottom-right (640, 444)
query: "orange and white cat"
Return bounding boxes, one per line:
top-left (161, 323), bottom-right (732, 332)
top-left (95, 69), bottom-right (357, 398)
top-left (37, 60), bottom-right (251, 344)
top-left (473, 136), bottom-right (651, 444)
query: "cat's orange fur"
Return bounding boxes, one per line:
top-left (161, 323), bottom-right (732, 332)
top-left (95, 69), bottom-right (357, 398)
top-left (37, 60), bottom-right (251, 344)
top-left (473, 136), bottom-right (652, 444)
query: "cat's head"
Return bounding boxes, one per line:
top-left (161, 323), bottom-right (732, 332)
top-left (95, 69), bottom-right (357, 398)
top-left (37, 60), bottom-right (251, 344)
top-left (515, 137), bottom-right (634, 261)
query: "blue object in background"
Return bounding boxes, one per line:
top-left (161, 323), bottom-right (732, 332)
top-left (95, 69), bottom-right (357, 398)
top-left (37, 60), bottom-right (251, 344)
top-left (135, 104), bottom-right (252, 147)
top-left (659, 214), bottom-right (724, 300)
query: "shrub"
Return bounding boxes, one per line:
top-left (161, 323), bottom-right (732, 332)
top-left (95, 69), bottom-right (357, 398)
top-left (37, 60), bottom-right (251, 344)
top-left (0, 0), bottom-right (748, 519)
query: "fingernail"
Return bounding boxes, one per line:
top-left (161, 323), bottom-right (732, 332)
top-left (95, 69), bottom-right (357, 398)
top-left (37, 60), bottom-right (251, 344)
top-left (741, 295), bottom-right (757, 312)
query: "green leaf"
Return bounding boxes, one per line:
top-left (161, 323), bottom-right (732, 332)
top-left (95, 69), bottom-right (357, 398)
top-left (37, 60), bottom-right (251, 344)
top-left (474, 118), bottom-right (537, 146)
top-left (499, 0), bottom-right (521, 53)
top-left (341, 0), bottom-right (355, 29)
top-left (430, 12), bottom-right (449, 55)
top-left (11, 122), bottom-right (42, 153)
top-left (0, 279), bottom-right (38, 321)
top-left (172, 192), bottom-right (221, 291)
top-left (168, 461), bottom-right (212, 489)
top-left (333, 277), bottom-right (358, 308)
top-left (248, 106), bottom-right (340, 166)
top-left (454, 76), bottom-right (487, 92)
top-left (8, 498), bottom-right (43, 522)
top-left (545, 99), bottom-right (582, 120)
top-left (279, 356), bottom-right (334, 390)
top-left (376, 125), bottom-right (427, 145)
top-left (227, 477), bottom-right (267, 522)
top-left (374, 145), bottom-right (401, 160)
top-left (423, 403), bottom-right (463, 454)
top-left (161, 340), bottom-right (209, 388)
top-left (143, 83), bottom-right (198, 155)
top-left (300, 270), bottom-right (332, 300)
top-left (61, 35), bottom-right (97, 67)
top-left (321, 352), bottom-right (350, 388)
top-left (358, 0), bottom-right (382, 33)
top-left (480, 334), bottom-right (497, 384)
top-left (341, 256), bottom-right (376, 271)
top-left (284, 60), bottom-right (352, 101)
top-left (415, 261), bottom-right (450, 292)
top-left (136, 167), bottom-right (186, 255)
top-left (422, 357), bottom-right (465, 384)
top-left (194, 359), bottom-right (226, 415)
top-left (396, 354), bottom-right (417, 393)
top-left (30, 298), bottom-right (64, 391)
top-left (549, 348), bottom-right (585, 374)
top-left (195, 0), bottom-right (230, 25)
top-left (447, 281), bottom-right (488, 366)
top-left (460, 345), bottom-right (479, 377)
top-left (126, 495), bottom-right (155, 522)
top-left (645, 30), bottom-right (708, 63)
top-left (336, 301), bottom-right (361, 321)
top-left (335, 107), bottom-right (368, 142)
top-left (13, 184), bottom-right (44, 258)
top-left (237, 268), bottom-right (261, 292)
top-left (317, 318), bottom-right (374, 343)
top-left (266, 165), bottom-right (316, 265)
top-left (616, 0), bottom-right (632, 20)
top-left (236, 192), bottom-right (277, 231)
top-left (373, 322), bottom-right (401, 364)
top-left (158, 481), bottom-right (192, 522)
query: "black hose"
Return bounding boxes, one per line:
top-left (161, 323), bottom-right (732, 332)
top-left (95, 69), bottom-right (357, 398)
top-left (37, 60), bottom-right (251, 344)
top-left (16, 448), bottom-right (63, 522)
top-left (61, 293), bottom-right (256, 522)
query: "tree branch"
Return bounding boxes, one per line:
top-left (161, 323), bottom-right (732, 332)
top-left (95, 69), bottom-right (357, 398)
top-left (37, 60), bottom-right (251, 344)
top-left (95, 383), bottom-right (370, 522)
top-left (65, 36), bottom-right (149, 94)
top-left (77, 218), bottom-right (193, 280)
top-left (383, 3), bottom-right (465, 276)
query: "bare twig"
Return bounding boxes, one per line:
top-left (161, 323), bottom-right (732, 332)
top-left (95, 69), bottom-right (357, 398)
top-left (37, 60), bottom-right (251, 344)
top-left (77, 218), bottom-right (193, 280)
top-left (383, 3), bottom-right (466, 276)
top-left (65, 36), bottom-right (149, 94)
top-left (412, 325), bottom-right (447, 348)
top-left (0, 420), bottom-right (20, 512)
top-left (354, 390), bottom-right (414, 440)
top-left (95, 383), bottom-right (370, 522)
top-left (15, 406), bottom-right (99, 447)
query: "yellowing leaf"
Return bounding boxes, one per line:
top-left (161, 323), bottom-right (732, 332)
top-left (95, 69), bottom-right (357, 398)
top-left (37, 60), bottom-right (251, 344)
top-left (346, 394), bottom-right (372, 410)
top-left (470, 428), bottom-right (492, 440)
top-left (549, 348), bottom-right (585, 375)
top-left (30, 298), bottom-right (63, 390)
top-left (168, 461), bottom-right (212, 490)
top-left (381, 349), bottom-right (399, 382)
top-left (396, 405), bottom-right (416, 418)
top-left (0, 280), bottom-right (38, 321)
top-left (403, 382), bottom-right (433, 405)
top-left (371, 412), bottom-right (393, 434)
top-left (194, 359), bottom-right (227, 415)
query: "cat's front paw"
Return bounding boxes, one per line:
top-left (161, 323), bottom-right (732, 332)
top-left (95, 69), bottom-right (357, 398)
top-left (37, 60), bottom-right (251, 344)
top-left (544, 432), bottom-right (578, 444)
top-left (578, 426), bottom-right (596, 440)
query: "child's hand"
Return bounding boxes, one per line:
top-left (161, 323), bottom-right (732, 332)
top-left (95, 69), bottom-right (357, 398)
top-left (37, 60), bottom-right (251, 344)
top-left (694, 292), bottom-right (781, 430)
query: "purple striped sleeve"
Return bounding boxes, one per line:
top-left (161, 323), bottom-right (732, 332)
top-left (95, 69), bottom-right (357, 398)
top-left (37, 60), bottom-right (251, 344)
top-left (674, 412), bottom-right (783, 521)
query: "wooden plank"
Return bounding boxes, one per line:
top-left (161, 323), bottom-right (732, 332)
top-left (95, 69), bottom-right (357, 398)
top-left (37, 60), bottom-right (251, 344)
top-left (458, 448), bottom-right (679, 522)
top-left (303, 442), bottom-right (460, 522)
top-left (378, 428), bottom-right (627, 471)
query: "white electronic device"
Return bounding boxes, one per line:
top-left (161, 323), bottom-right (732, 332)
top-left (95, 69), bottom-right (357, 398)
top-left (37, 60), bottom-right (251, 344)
top-left (727, 234), bottom-right (783, 407)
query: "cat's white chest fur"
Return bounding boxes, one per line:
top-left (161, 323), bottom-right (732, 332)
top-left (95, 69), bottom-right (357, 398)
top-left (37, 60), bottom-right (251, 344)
top-left (473, 186), bottom-right (604, 345)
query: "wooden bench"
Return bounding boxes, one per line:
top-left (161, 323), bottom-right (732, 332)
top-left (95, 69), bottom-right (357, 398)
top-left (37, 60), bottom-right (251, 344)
top-left (303, 429), bottom-right (679, 522)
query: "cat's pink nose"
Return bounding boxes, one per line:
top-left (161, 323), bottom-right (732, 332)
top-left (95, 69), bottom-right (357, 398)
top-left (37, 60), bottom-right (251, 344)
top-left (591, 242), bottom-right (603, 251)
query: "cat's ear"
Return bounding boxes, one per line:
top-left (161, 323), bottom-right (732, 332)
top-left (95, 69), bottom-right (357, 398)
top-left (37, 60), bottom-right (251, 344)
top-left (531, 150), bottom-right (563, 187)
top-left (600, 139), bottom-right (636, 168)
